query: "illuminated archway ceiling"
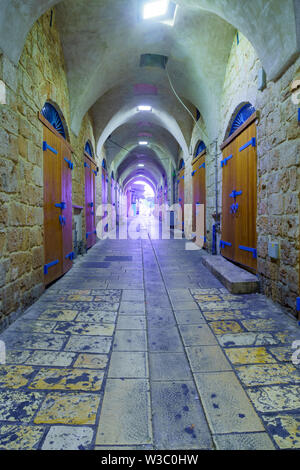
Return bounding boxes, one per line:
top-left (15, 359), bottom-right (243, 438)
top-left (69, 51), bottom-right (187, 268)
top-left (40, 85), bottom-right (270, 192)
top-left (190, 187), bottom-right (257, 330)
top-left (1, 0), bottom-right (299, 164)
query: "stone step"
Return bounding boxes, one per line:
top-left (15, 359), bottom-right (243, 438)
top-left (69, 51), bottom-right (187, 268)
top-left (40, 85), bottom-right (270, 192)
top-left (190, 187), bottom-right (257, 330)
top-left (200, 254), bottom-right (259, 294)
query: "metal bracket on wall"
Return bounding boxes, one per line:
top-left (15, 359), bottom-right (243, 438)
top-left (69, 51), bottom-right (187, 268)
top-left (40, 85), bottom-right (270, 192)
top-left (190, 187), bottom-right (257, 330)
top-left (64, 158), bottom-right (74, 170)
top-left (43, 141), bottom-right (58, 155)
top-left (44, 259), bottom-right (59, 274)
top-left (239, 245), bottom-right (257, 258)
top-left (220, 240), bottom-right (232, 249)
top-left (221, 154), bottom-right (233, 167)
top-left (239, 137), bottom-right (256, 152)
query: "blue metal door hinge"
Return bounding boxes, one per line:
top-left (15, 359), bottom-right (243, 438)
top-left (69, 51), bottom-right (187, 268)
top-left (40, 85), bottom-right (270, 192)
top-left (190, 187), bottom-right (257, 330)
top-left (89, 202), bottom-right (94, 207)
top-left (297, 297), bottom-right (300, 311)
top-left (230, 190), bottom-right (242, 198)
top-left (64, 158), bottom-right (74, 170)
top-left (199, 162), bottom-right (205, 169)
top-left (43, 141), bottom-right (58, 155)
top-left (55, 202), bottom-right (66, 209)
top-left (93, 170), bottom-right (97, 176)
top-left (59, 215), bottom-right (66, 226)
top-left (220, 240), bottom-right (232, 249)
top-left (84, 162), bottom-right (90, 168)
top-left (65, 251), bottom-right (74, 260)
top-left (191, 170), bottom-right (196, 176)
top-left (221, 154), bottom-right (233, 167)
top-left (239, 245), bottom-right (257, 258)
top-left (44, 259), bottom-right (59, 274)
top-left (230, 203), bottom-right (239, 214)
top-left (239, 137), bottom-right (256, 152)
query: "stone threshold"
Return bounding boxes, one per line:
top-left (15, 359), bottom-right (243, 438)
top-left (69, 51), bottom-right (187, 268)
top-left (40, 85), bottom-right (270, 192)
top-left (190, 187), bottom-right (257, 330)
top-left (200, 254), bottom-right (259, 294)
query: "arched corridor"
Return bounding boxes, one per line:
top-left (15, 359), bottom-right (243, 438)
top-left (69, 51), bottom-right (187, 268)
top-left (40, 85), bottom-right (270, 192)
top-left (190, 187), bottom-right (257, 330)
top-left (0, 0), bottom-right (299, 451)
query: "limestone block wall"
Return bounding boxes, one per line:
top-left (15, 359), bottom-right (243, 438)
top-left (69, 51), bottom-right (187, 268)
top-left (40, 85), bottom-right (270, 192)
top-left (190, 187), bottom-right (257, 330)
top-left (0, 10), bottom-right (97, 328)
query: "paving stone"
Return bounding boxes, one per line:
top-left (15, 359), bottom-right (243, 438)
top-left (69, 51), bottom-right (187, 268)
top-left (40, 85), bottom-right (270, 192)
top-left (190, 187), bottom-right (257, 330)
top-left (0, 390), bottom-right (45, 422)
top-left (225, 347), bottom-right (277, 365)
top-left (213, 432), bottom-right (275, 450)
top-left (236, 363), bottom-right (300, 386)
top-left (119, 301), bottom-right (145, 315)
top-left (262, 414), bottom-right (300, 449)
top-left (247, 385), bottom-right (300, 412)
top-left (34, 392), bottom-right (100, 425)
top-left (173, 301), bottom-right (198, 311)
top-left (117, 315), bottom-right (146, 330)
top-left (151, 381), bottom-right (213, 449)
top-left (173, 309), bottom-right (206, 324)
top-left (53, 321), bottom-right (115, 336)
top-left (38, 309), bottom-right (78, 321)
top-left (25, 350), bottom-right (76, 367)
top-left (42, 426), bottom-right (93, 450)
top-left (147, 309), bottom-right (176, 327)
top-left (64, 336), bottom-right (112, 354)
top-left (29, 367), bottom-right (104, 391)
top-left (202, 310), bottom-right (244, 321)
top-left (148, 326), bottom-right (183, 352)
top-left (75, 310), bottom-right (117, 324)
top-left (242, 319), bottom-right (281, 332)
top-left (217, 332), bottom-right (278, 348)
top-left (149, 353), bottom-right (193, 381)
top-left (109, 352), bottom-right (148, 378)
top-left (178, 324), bottom-right (218, 346)
top-left (268, 346), bottom-right (295, 362)
top-left (5, 350), bottom-right (32, 364)
top-left (113, 330), bottom-right (147, 352)
top-left (1, 333), bottom-right (68, 351)
top-left (73, 353), bottom-right (109, 369)
top-left (194, 371), bottom-right (265, 434)
top-left (209, 320), bottom-right (245, 335)
top-left (8, 320), bottom-right (56, 333)
top-left (0, 424), bottom-right (45, 450)
top-left (186, 346), bottom-right (232, 372)
top-left (0, 365), bottom-right (36, 388)
top-left (96, 379), bottom-right (152, 446)
top-left (121, 290), bottom-right (145, 301)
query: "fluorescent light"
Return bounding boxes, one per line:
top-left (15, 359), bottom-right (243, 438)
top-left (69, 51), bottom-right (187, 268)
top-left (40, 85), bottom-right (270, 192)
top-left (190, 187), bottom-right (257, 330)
top-left (143, 1), bottom-right (169, 19)
top-left (139, 141), bottom-right (148, 145)
top-left (138, 163), bottom-right (145, 167)
top-left (137, 105), bottom-right (152, 111)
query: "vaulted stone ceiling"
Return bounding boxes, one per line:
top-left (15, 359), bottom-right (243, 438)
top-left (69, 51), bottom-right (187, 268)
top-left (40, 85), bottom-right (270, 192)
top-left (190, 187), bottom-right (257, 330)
top-left (1, 0), bottom-right (299, 188)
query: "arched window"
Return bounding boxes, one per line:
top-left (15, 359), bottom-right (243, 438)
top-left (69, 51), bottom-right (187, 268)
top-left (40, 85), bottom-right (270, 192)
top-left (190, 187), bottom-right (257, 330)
top-left (84, 141), bottom-right (93, 158)
top-left (41, 102), bottom-right (66, 139)
top-left (194, 140), bottom-right (206, 157)
top-left (229, 103), bottom-right (256, 137)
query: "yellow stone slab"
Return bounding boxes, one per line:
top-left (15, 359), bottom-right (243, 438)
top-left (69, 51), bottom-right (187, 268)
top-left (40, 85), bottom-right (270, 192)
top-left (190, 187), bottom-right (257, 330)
top-left (39, 310), bottom-right (78, 321)
top-left (0, 365), bottom-right (35, 389)
top-left (0, 425), bottom-right (45, 450)
top-left (203, 310), bottom-right (244, 321)
top-left (29, 368), bottom-right (104, 391)
top-left (66, 295), bottom-right (94, 302)
top-left (34, 393), bottom-right (100, 425)
top-left (225, 347), bottom-right (277, 365)
top-left (236, 363), bottom-right (300, 386)
top-left (74, 354), bottom-right (109, 369)
top-left (242, 319), bottom-right (279, 332)
top-left (193, 295), bottom-right (222, 302)
top-left (263, 414), bottom-right (300, 449)
top-left (209, 321), bottom-right (244, 335)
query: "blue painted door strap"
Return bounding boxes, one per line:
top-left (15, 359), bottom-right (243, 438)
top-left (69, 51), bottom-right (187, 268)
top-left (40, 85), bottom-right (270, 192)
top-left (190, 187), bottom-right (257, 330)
top-left (89, 202), bottom-right (94, 207)
top-left (220, 240), bottom-right (232, 249)
top-left (93, 170), bottom-right (97, 176)
top-left (43, 141), bottom-right (58, 155)
top-left (229, 190), bottom-right (242, 198)
top-left (64, 158), bottom-right (73, 170)
top-left (239, 137), bottom-right (256, 152)
top-left (191, 170), bottom-right (196, 176)
top-left (221, 154), bottom-right (233, 167)
top-left (44, 259), bottom-right (59, 274)
top-left (297, 297), bottom-right (300, 311)
top-left (84, 162), bottom-right (90, 168)
top-left (59, 215), bottom-right (66, 226)
top-left (65, 251), bottom-right (74, 260)
top-left (230, 203), bottom-right (239, 214)
top-left (239, 245), bottom-right (257, 258)
top-left (55, 202), bottom-right (66, 209)
top-left (199, 162), bottom-right (205, 169)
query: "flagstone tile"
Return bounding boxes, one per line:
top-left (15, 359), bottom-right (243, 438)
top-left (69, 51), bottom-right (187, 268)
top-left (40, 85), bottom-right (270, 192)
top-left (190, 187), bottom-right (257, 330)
top-left (236, 363), bottom-right (300, 386)
top-left (193, 295), bottom-right (222, 302)
top-left (8, 321), bottom-right (56, 334)
top-left (75, 311), bottom-right (117, 324)
top-left (217, 332), bottom-right (278, 348)
top-left (213, 432), bottom-right (275, 450)
top-left (242, 319), bottom-right (280, 332)
top-left (186, 346), bottom-right (232, 372)
top-left (29, 367), bottom-right (104, 391)
top-left (0, 424), bottom-right (45, 450)
top-left (25, 351), bottom-right (76, 367)
top-left (109, 352), bottom-right (148, 378)
top-left (34, 392), bottom-right (100, 425)
top-left (74, 353), bottom-right (109, 369)
top-left (178, 324), bottom-right (217, 346)
top-left (0, 390), bottom-right (45, 422)
top-left (173, 309), bottom-right (206, 324)
top-left (38, 309), bottom-right (78, 321)
top-left (53, 322), bottom-right (115, 336)
top-left (209, 321), bottom-right (244, 335)
top-left (113, 330), bottom-right (147, 352)
top-left (268, 346), bottom-right (294, 362)
top-left (5, 350), bottom-right (32, 365)
top-left (0, 365), bottom-right (36, 389)
top-left (117, 316), bottom-right (146, 330)
top-left (42, 425), bottom-right (93, 450)
top-left (247, 385), bottom-right (300, 412)
top-left (64, 336), bottom-right (112, 354)
top-left (2, 333), bottom-right (68, 351)
top-left (196, 301), bottom-right (246, 311)
top-left (225, 347), bottom-right (277, 365)
top-left (202, 310), bottom-right (244, 321)
top-left (262, 414), bottom-right (300, 449)
top-left (66, 295), bottom-right (94, 302)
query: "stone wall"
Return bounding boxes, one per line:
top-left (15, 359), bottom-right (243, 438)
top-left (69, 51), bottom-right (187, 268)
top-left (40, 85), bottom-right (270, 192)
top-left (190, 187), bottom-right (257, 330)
top-left (186, 32), bottom-right (299, 315)
top-left (0, 10), bottom-right (97, 329)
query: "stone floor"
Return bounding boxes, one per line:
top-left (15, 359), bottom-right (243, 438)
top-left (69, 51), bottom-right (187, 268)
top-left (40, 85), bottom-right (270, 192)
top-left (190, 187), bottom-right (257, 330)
top-left (0, 225), bottom-right (299, 450)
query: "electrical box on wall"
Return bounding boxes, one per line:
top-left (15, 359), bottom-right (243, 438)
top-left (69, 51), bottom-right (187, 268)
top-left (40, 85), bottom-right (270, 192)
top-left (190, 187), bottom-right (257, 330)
top-left (268, 241), bottom-right (279, 259)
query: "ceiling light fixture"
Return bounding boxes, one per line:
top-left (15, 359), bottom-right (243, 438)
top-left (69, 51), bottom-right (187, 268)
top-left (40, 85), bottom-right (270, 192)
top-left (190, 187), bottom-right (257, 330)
top-left (143, 1), bottom-right (169, 19)
top-left (137, 105), bottom-right (152, 112)
top-left (138, 163), bottom-right (145, 167)
top-left (139, 141), bottom-right (148, 145)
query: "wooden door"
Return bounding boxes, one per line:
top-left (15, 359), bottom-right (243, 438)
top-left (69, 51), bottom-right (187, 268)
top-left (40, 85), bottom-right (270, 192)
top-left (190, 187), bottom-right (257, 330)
top-left (102, 168), bottom-right (108, 233)
top-left (43, 127), bottom-right (63, 284)
top-left (192, 152), bottom-right (206, 240)
top-left (178, 167), bottom-right (185, 229)
top-left (221, 122), bottom-right (257, 271)
top-left (61, 142), bottom-right (73, 274)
